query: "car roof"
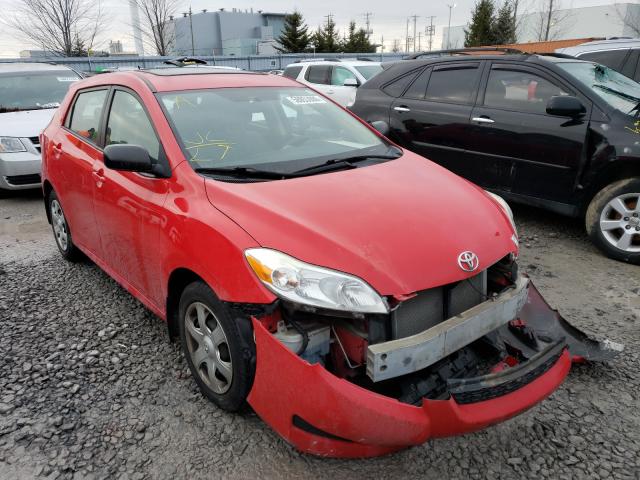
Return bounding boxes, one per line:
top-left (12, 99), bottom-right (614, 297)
top-left (0, 62), bottom-right (75, 73)
top-left (70, 68), bottom-right (302, 93)
top-left (286, 60), bottom-right (380, 67)
top-left (557, 38), bottom-right (640, 55)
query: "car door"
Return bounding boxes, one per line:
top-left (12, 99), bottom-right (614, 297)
top-left (329, 66), bottom-right (359, 106)
top-left (92, 87), bottom-right (171, 305)
top-left (468, 63), bottom-right (590, 203)
top-left (53, 87), bottom-right (109, 255)
top-left (388, 62), bottom-right (482, 177)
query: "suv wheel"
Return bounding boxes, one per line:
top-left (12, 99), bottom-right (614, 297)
top-left (586, 178), bottom-right (640, 264)
top-left (48, 190), bottom-right (82, 261)
top-left (178, 281), bottom-right (255, 412)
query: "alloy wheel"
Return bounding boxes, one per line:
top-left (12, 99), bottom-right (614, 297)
top-left (184, 302), bottom-right (233, 394)
top-left (50, 199), bottom-right (69, 251)
top-left (599, 192), bottom-right (640, 253)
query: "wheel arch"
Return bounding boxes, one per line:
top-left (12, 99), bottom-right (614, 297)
top-left (43, 180), bottom-right (53, 224)
top-left (166, 267), bottom-right (207, 340)
top-left (581, 160), bottom-right (640, 215)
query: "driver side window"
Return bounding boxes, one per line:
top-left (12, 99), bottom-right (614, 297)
top-left (106, 90), bottom-right (160, 160)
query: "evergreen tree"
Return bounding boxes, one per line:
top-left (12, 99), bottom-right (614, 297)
top-left (313, 17), bottom-right (341, 53)
top-left (342, 21), bottom-right (376, 53)
top-left (275, 11), bottom-right (311, 53)
top-left (493, 0), bottom-right (517, 44)
top-left (464, 0), bottom-right (498, 47)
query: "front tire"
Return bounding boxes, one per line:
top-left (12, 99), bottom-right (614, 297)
top-left (47, 190), bottom-right (82, 262)
top-left (178, 281), bottom-right (255, 412)
top-left (585, 178), bottom-right (640, 264)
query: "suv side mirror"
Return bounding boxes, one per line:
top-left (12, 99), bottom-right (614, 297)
top-left (104, 144), bottom-right (154, 173)
top-left (343, 78), bottom-right (359, 87)
top-left (546, 95), bottom-right (585, 117)
top-left (370, 120), bottom-right (390, 136)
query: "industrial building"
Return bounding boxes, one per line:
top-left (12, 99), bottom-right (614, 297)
top-left (442, 2), bottom-right (640, 49)
top-left (172, 8), bottom-right (286, 56)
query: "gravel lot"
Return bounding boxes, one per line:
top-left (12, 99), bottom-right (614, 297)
top-left (1, 190), bottom-right (639, 480)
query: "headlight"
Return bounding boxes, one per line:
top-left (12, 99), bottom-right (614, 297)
top-left (486, 191), bottom-right (518, 247)
top-left (245, 248), bottom-right (388, 314)
top-left (0, 137), bottom-right (26, 153)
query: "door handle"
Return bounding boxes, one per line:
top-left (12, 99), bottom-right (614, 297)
top-left (472, 116), bottom-right (495, 124)
top-left (326, 89), bottom-right (335, 94)
top-left (394, 106), bottom-right (411, 113)
top-left (52, 143), bottom-right (62, 151)
top-left (52, 143), bottom-right (62, 159)
top-left (92, 169), bottom-right (106, 184)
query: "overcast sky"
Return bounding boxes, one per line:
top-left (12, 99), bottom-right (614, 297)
top-left (0, 0), bottom-right (627, 57)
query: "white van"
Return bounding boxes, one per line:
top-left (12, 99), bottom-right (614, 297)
top-left (0, 63), bottom-right (80, 191)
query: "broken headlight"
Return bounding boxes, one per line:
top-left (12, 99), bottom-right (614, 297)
top-left (245, 248), bottom-right (388, 314)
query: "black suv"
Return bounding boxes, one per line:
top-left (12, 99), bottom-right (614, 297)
top-left (350, 54), bottom-right (640, 264)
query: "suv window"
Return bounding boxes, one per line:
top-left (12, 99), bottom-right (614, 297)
top-left (68, 89), bottom-right (108, 145)
top-left (305, 65), bottom-right (331, 85)
top-left (403, 68), bottom-right (431, 100)
top-left (484, 68), bottom-right (568, 114)
top-left (331, 66), bottom-right (357, 86)
top-left (106, 90), bottom-right (160, 160)
top-left (580, 49), bottom-right (629, 72)
top-left (283, 66), bottom-right (303, 79)
top-left (382, 69), bottom-right (421, 97)
top-left (425, 64), bottom-right (480, 104)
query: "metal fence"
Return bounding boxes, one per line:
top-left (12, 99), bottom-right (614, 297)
top-left (0, 52), bottom-right (406, 73)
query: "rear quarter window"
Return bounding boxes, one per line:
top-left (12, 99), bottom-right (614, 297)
top-left (382, 69), bottom-right (422, 97)
top-left (283, 66), bottom-right (303, 79)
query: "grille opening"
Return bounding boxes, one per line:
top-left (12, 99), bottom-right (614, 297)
top-left (28, 137), bottom-right (41, 153)
top-left (5, 174), bottom-right (41, 186)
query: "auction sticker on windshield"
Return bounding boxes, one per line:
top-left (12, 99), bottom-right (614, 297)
top-left (285, 95), bottom-right (327, 105)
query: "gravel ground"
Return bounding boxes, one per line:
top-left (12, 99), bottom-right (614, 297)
top-left (0, 190), bottom-right (639, 480)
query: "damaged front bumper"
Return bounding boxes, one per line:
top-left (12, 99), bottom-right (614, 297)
top-left (246, 280), bottom-right (621, 458)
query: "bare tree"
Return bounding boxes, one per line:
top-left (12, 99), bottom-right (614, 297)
top-left (5, 0), bottom-right (104, 56)
top-left (132, 0), bottom-right (179, 56)
top-left (533, 0), bottom-right (571, 41)
top-left (614, 3), bottom-right (640, 37)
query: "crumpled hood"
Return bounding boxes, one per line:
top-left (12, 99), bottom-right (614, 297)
top-left (0, 108), bottom-right (56, 138)
top-left (205, 152), bottom-right (517, 295)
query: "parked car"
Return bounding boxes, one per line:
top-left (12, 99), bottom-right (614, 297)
top-left (41, 67), bottom-right (617, 458)
top-left (282, 59), bottom-right (383, 107)
top-left (350, 54), bottom-right (640, 264)
top-left (557, 38), bottom-right (640, 82)
top-left (0, 62), bottom-right (80, 191)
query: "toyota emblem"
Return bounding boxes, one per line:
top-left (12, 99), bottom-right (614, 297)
top-left (457, 251), bottom-right (479, 272)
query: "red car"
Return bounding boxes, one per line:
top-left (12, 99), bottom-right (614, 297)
top-left (41, 65), bottom-right (619, 458)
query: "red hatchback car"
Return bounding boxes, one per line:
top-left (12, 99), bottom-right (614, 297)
top-left (41, 66), bottom-right (619, 458)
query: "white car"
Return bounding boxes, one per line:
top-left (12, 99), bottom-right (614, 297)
top-left (283, 60), bottom-right (383, 107)
top-left (556, 38), bottom-right (640, 82)
top-left (0, 63), bottom-right (81, 191)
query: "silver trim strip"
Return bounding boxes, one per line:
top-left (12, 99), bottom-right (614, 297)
top-left (367, 276), bottom-right (530, 382)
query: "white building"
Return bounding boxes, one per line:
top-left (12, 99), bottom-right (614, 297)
top-left (443, 2), bottom-right (640, 49)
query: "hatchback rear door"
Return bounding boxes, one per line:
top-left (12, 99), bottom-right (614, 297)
top-left (388, 61), bottom-right (482, 178)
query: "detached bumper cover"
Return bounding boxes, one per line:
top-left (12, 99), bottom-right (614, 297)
top-left (246, 280), bottom-right (620, 458)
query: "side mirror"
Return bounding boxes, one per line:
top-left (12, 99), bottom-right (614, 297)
top-left (343, 78), bottom-right (359, 87)
top-left (370, 120), bottom-right (390, 136)
top-left (546, 95), bottom-right (585, 117)
top-left (104, 144), bottom-right (153, 173)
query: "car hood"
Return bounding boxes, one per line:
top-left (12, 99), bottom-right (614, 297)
top-left (0, 108), bottom-right (56, 137)
top-left (205, 152), bottom-right (517, 296)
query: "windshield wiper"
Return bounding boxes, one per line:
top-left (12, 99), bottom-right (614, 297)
top-left (291, 152), bottom-right (402, 176)
top-left (593, 84), bottom-right (640, 103)
top-left (194, 166), bottom-right (295, 180)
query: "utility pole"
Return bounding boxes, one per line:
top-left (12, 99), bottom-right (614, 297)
top-left (324, 13), bottom-right (334, 29)
top-left (380, 34), bottom-right (385, 53)
top-left (405, 18), bottom-right (409, 52)
top-left (410, 15), bottom-right (419, 52)
top-left (417, 32), bottom-right (422, 52)
top-left (446, 3), bottom-right (456, 49)
top-left (426, 16), bottom-right (436, 52)
top-left (363, 12), bottom-right (373, 39)
top-left (544, 0), bottom-right (553, 41)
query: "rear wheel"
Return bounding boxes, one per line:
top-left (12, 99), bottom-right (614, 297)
top-left (586, 178), bottom-right (640, 264)
top-left (178, 281), bottom-right (255, 412)
top-left (47, 190), bottom-right (82, 262)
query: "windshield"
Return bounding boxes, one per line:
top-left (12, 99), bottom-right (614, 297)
top-left (0, 70), bottom-right (79, 112)
top-left (159, 87), bottom-right (385, 171)
top-left (557, 61), bottom-right (640, 115)
top-left (354, 65), bottom-right (383, 80)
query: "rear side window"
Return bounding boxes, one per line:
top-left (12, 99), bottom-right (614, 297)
top-left (106, 90), bottom-right (160, 161)
top-left (68, 89), bottom-right (108, 145)
top-left (305, 65), bottom-right (331, 85)
top-left (425, 64), bottom-right (480, 104)
top-left (382, 69), bottom-right (421, 97)
top-left (283, 66), bottom-right (303, 79)
top-left (580, 49), bottom-right (629, 72)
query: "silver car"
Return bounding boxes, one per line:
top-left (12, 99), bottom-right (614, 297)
top-left (0, 63), bottom-right (80, 191)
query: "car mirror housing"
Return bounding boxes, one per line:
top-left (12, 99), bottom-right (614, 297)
top-left (104, 144), bottom-right (154, 173)
top-left (370, 120), bottom-right (390, 136)
top-left (546, 95), bottom-right (585, 117)
top-left (343, 78), bottom-right (359, 87)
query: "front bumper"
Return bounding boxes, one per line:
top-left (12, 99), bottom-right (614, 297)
top-left (0, 151), bottom-right (42, 190)
top-left (246, 281), bottom-right (618, 458)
